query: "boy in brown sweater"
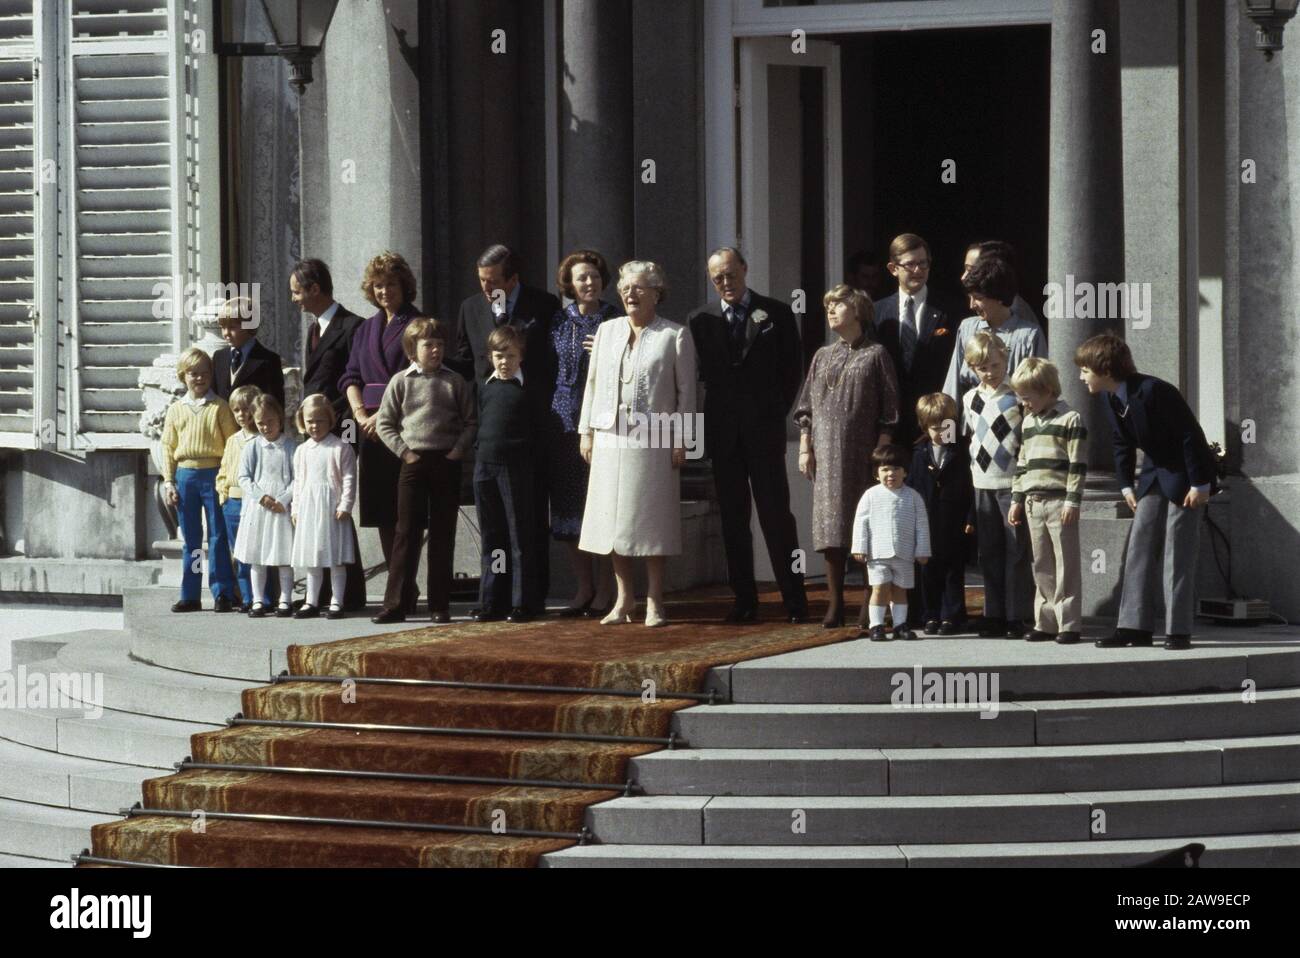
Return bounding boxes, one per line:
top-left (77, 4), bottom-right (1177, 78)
top-left (372, 317), bottom-right (476, 623)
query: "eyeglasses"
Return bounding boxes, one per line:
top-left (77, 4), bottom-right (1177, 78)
top-left (893, 260), bottom-right (931, 272)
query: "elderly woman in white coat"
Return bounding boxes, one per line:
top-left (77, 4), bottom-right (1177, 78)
top-left (579, 261), bottom-right (698, 627)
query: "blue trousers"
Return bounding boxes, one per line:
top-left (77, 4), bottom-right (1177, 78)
top-left (176, 467), bottom-right (235, 602)
top-left (474, 458), bottom-right (536, 612)
top-left (221, 497), bottom-right (280, 606)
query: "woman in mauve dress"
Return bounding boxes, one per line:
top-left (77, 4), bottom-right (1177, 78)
top-left (338, 251), bottom-right (421, 611)
top-left (794, 284), bottom-right (900, 629)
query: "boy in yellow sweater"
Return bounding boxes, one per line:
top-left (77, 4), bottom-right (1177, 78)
top-left (162, 347), bottom-right (240, 612)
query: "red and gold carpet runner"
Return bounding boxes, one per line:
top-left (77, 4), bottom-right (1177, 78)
top-left (90, 585), bottom-right (955, 867)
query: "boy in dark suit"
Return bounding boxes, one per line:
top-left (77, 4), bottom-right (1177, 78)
top-left (907, 393), bottom-right (974, 634)
top-left (213, 297), bottom-right (286, 408)
top-left (1076, 333), bottom-right (1217, 651)
top-left (873, 233), bottom-right (957, 445)
top-left (688, 246), bottom-right (808, 624)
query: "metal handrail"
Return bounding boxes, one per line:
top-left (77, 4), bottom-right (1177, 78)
top-left (175, 759), bottom-right (640, 796)
top-left (227, 715), bottom-right (682, 749)
top-left (273, 671), bottom-right (723, 704)
top-left (121, 806), bottom-right (591, 843)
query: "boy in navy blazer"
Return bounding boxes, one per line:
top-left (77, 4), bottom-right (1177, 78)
top-left (907, 393), bottom-right (975, 633)
top-left (1076, 333), bottom-right (1217, 651)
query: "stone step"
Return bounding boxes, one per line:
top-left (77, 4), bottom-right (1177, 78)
top-left (0, 669), bottom-right (217, 768)
top-left (671, 688), bottom-right (1300, 748)
top-left (630, 737), bottom-right (1300, 796)
top-left (122, 586), bottom-right (438, 681)
top-left (0, 738), bottom-right (149, 811)
top-left (49, 631), bottom-right (251, 724)
top-left (586, 783), bottom-right (1300, 846)
top-left (542, 831), bottom-right (1300, 867)
top-left (717, 636), bottom-right (1300, 703)
top-left (0, 797), bottom-right (117, 861)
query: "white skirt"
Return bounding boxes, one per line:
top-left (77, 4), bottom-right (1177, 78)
top-left (233, 497), bottom-right (294, 567)
top-left (578, 423), bottom-right (682, 557)
top-left (291, 482), bottom-right (357, 568)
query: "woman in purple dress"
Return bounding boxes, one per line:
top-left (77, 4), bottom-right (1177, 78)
top-left (549, 250), bottom-right (617, 616)
top-left (339, 251), bottom-right (421, 610)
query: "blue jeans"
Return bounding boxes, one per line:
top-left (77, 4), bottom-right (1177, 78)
top-left (176, 467), bottom-right (235, 602)
top-left (222, 497), bottom-right (281, 606)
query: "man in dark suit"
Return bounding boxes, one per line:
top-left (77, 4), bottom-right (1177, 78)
top-left (450, 244), bottom-right (561, 613)
top-left (688, 247), bottom-right (808, 623)
top-left (212, 298), bottom-right (286, 408)
top-left (289, 258), bottom-right (367, 611)
top-left (1077, 333), bottom-right (1217, 651)
top-left (872, 233), bottom-right (958, 445)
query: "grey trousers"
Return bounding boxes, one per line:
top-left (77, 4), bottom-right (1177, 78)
top-left (1025, 493), bottom-right (1082, 634)
top-left (974, 487), bottom-right (1032, 620)
top-left (1118, 493), bottom-right (1204, 635)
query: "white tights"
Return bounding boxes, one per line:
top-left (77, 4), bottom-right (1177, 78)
top-left (250, 566), bottom-right (293, 608)
top-left (305, 566), bottom-right (346, 609)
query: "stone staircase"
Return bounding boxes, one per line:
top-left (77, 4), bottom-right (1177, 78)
top-left (2, 585), bottom-right (1298, 867)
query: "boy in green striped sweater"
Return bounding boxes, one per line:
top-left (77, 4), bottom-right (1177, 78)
top-left (1007, 357), bottom-right (1087, 644)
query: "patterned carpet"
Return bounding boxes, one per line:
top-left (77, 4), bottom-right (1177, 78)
top-left (91, 584), bottom-right (965, 867)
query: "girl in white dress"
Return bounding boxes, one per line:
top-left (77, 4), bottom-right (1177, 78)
top-left (291, 393), bottom-right (358, 619)
top-left (234, 394), bottom-right (297, 618)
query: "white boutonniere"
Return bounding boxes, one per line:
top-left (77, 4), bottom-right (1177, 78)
top-left (751, 309), bottom-right (769, 326)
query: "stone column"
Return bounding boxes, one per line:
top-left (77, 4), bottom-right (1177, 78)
top-left (559, 0), bottom-right (634, 271)
top-left (1047, 0), bottom-right (1125, 482)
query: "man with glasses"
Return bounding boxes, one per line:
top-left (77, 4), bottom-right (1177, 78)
top-left (872, 233), bottom-right (957, 445)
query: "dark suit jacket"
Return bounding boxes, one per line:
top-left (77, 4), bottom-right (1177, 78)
top-left (1105, 374), bottom-right (1218, 503)
top-left (213, 339), bottom-right (285, 408)
top-left (873, 291), bottom-right (958, 437)
top-left (687, 291), bottom-right (802, 457)
top-left (302, 304), bottom-right (364, 421)
top-left (907, 440), bottom-right (974, 559)
top-left (449, 285), bottom-right (562, 397)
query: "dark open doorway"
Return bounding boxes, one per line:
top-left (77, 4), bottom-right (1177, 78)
top-left (838, 26), bottom-right (1051, 331)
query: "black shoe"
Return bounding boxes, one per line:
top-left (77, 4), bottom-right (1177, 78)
top-left (868, 625), bottom-right (889, 642)
top-left (1164, 634), bottom-right (1191, 650)
top-left (1056, 632), bottom-right (1080, 645)
top-left (507, 607), bottom-right (533, 623)
top-left (787, 605), bottom-right (809, 624)
top-left (923, 620), bottom-right (940, 635)
top-left (237, 602), bottom-right (252, 614)
top-left (894, 626), bottom-right (919, 641)
top-left (978, 617), bottom-right (1006, 638)
top-left (248, 603), bottom-right (269, 619)
top-left (583, 603), bottom-right (613, 619)
top-left (371, 608), bottom-right (406, 625)
top-left (558, 599), bottom-right (594, 618)
top-left (212, 597), bottom-right (234, 614)
top-left (294, 604), bottom-right (320, 620)
top-left (326, 606), bottom-right (345, 620)
top-left (939, 620), bottom-right (959, 636)
top-left (429, 610), bottom-right (451, 624)
top-left (1005, 620), bottom-right (1026, 639)
top-left (171, 599), bottom-right (201, 613)
top-left (1027, 629), bottom-right (1056, 643)
top-left (274, 604), bottom-right (294, 619)
top-left (822, 607), bottom-right (845, 629)
top-left (473, 608), bottom-right (504, 623)
top-left (724, 604), bottom-right (758, 624)
top-left (1095, 628), bottom-right (1153, 648)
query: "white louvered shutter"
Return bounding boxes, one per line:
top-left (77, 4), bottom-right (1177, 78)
top-left (0, 0), bottom-right (40, 447)
top-left (64, 0), bottom-right (206, 449)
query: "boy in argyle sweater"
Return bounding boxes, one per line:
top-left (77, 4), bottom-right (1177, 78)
top-left (961, 331), bottom-right (1032, 637)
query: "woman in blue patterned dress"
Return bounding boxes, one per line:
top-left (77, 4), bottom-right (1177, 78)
top-left (549, 250), bottom-right (617, 616)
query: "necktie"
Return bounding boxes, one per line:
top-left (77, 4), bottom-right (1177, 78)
top-left (231, 348), bottom-right (243, 375)
top-left (727, 306), bottom-right (746, 362)
top-left (901, 297), bottom-right (917, 372)
top-left (493, 308), bottom-right (510, 328)
top-left (309, 321), bottom-right (321, 354)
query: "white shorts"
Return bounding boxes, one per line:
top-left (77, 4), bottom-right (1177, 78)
top-left (867, 557), bottom-right (915, 588)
